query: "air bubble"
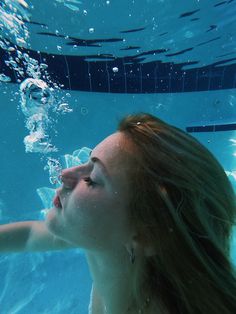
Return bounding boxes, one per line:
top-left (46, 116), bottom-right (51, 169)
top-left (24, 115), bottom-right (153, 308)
top-left (19, 78), bottom-right (57, 153)
top-left (0, 41), bottom-right (7, 50)
top-left (0, 74), bottom-right (11, 82)
top-left (112, 67), bottom-right (119, 73)
top-left (58, 103), bottom-right (73, 114)
top-left (40, 63), bottom-right (48, 69)
top-left (184, 31), bottom-right (194, 39)
top-left (16, 37), bottom-right (27, 47)
top-left (8, 47), bottom-right (15, 52)
top-left (45, 157), bottom-right (62, 185)
top-left (81, 107), bottom-right (88, 115)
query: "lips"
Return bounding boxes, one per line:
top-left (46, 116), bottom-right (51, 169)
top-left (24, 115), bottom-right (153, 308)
top-left (53, 194), bottom-right (62, 208)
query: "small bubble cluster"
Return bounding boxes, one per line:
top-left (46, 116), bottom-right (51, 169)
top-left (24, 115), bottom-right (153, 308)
top-left (44, 157), bottom-right (63, 185)
top-left (20, 78), bottom-right (58, 154)
top-left (0, 0), bottom-right (30, 48)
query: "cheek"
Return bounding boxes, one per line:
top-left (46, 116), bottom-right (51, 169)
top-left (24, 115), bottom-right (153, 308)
top-left (65, 186), bottom-right (130, 239)
top-left (65, 187), bottom-right (104, 227)
top-left (68, 186), bottom-right (98, 211)
top-left (63, 191), bottom-right (113, 246)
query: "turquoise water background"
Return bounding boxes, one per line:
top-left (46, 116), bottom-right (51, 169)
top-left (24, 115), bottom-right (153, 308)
top-left (1, 87), bottom-right (236, 313)
top-left (0, 1), bottom-right (236, 313)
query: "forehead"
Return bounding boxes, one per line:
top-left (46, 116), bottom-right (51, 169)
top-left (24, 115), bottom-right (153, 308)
top-left (91, 132), bottom-right (134, 183)
top-left (92, 132), bottom-right (129, 167)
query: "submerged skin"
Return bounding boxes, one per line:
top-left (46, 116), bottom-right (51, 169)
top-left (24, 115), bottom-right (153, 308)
top-left (1, 117), bottom-right (234, 313)
top-left (0, 132), bottom-right (158, 313)
top-left (46, 132), bottom-right (133, 250)
top-left (46, 132), bottom-right (153, 314)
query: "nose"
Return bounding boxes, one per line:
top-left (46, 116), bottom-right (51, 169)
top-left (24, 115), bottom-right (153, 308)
top-left (60, 167), bottom-right (81, 189)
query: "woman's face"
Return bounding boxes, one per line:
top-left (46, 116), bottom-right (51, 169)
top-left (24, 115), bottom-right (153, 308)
top-left (46, 132), bottom-right (133, 250)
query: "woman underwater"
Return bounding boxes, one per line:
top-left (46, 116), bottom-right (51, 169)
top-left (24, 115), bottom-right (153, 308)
top-left (0, 113), bottom-right (236, 314)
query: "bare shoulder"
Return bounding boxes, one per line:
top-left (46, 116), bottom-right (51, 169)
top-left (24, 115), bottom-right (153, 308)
top-left (26, 221), bottom-right (77, 252)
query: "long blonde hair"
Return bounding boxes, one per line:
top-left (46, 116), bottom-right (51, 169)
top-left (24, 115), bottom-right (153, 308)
top-left (118, 113), bottom-right (236, 314)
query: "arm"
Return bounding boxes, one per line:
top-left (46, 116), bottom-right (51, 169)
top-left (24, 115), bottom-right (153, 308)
top-left (0, 221), bottom-right (76, 253)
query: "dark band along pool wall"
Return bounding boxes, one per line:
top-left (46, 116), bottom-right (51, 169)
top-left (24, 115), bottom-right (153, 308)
top-left (1, 46), bottom-right (236, 132)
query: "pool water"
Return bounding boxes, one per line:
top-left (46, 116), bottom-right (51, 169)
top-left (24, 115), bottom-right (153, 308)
top-left (0, 1), bottom-right (236, 313)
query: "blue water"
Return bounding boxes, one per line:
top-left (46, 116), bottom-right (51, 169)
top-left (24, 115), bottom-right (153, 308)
top-left (0, 1), bottom-right (236, 313)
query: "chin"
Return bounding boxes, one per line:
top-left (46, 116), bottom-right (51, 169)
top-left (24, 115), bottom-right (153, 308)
top-left (45, 208), bottom-right (62, 236)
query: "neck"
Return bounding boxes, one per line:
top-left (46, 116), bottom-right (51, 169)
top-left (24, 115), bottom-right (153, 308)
top-left (85, 245), bottom-right (137, 314)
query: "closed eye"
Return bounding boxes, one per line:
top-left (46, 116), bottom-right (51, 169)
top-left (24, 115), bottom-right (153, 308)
top-left (84, 177), bottom-right (96, 187)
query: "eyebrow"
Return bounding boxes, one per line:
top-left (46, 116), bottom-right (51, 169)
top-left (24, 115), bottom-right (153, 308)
top-left (89, 151), bottom-right (110, 180)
